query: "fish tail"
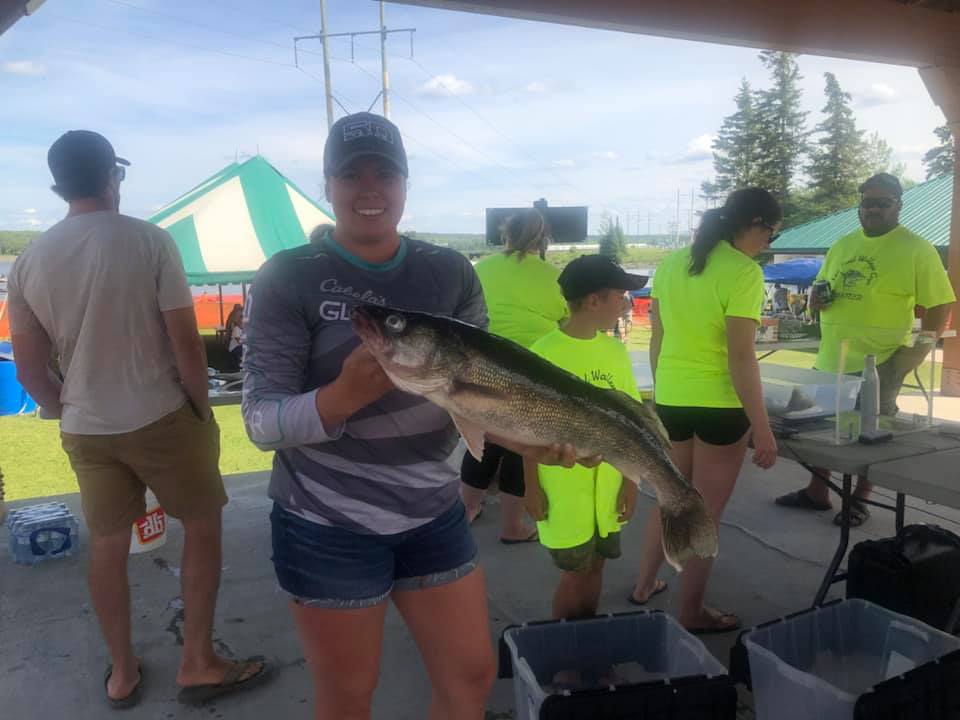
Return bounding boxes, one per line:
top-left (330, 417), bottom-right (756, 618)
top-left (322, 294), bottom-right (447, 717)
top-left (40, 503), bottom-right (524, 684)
top-left (659, 489), bottom-right (718, 571)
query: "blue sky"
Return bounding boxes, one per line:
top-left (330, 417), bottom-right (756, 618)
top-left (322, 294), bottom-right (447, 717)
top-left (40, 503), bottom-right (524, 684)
top-left (0, 0), bottom-right (949, 235)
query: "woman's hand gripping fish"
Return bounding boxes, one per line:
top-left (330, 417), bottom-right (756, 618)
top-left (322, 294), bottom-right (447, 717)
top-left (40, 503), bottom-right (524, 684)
top-left (351, 305), bottom-right (718, 570)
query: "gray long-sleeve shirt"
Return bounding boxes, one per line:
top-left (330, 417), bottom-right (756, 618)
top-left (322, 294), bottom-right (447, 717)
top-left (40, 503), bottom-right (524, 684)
top-left (242, 231), bottom-right (487, 535)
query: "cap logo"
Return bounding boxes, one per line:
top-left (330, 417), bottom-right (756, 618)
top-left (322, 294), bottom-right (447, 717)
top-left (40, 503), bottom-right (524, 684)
top-left (342, 119), bottom-right (395, 145)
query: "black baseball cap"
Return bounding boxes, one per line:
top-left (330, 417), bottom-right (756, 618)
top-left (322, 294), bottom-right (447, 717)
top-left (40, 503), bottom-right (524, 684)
top-left (48, 130), bottom-right (129, 187)
top-left (323, 112), bottom-right (408, 177)
top-left (558, 255), bottom-right (647, 301)
top-left (859, 172), bottom-right (902, 197)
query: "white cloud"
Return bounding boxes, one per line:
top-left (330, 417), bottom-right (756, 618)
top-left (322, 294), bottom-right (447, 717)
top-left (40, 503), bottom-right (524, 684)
top-left (23, 208), bottom-right (37, 214)
top-left (592, 150), bottom-right (618, 160)
top-left (525, 81), bottom-right (547, 94)
top-left (552, 159), bottom-right (576, 168)
top-left (2, 60), bottom-right (46, 76)
top-left (417, 74), bottom-right (475, 97)
top-left (671, 134), bottom-right (715, 164)
top-left (856, 83), bottom-right (898, 108)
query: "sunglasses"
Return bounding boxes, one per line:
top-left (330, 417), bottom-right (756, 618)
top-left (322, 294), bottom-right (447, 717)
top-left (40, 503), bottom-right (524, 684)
top-left (860, 197), bottom-right (896, 209)
top-left (111, 165), bottom-right (126, 183)
top-left (759, 221), bottom-right (781, 243)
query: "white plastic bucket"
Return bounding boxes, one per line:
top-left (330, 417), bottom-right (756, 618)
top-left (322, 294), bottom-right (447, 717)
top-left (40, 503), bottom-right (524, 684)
top-left (130, 491), bottom-right (167, 554)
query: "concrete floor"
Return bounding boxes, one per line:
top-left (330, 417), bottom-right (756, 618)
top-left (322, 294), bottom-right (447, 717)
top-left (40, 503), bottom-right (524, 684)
top-left (3, 455), bottom-right (959, 720)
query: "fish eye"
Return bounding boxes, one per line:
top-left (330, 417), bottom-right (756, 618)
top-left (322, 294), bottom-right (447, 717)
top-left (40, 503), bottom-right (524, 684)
top-left (385, 314), bottom-right (406, 333)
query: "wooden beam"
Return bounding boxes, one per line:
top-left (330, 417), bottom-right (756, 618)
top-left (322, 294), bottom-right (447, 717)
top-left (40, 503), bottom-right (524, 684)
top-left (941, 122), bottom-right (960, 395)
top-left (391, 0), bottom-right (960, 67)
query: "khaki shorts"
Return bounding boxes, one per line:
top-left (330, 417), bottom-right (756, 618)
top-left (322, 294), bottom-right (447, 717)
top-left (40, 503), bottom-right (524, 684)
top-left (61, 403), bottom-right (226, 536)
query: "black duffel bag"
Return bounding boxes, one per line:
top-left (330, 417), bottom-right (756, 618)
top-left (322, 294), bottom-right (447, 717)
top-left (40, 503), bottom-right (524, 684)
top-left (847, 524), bottom-right (960, 634)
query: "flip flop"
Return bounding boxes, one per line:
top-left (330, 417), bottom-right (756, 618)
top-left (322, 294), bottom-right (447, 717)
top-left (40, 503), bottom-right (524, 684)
top-left (627, 579), bottom-right (668, 606)
top-left (775, 489), bottom-right (833, 512)
top-left (834, 500), bottom-right (870, 527)
top-left (104, 663), bottom-right (143, 710)
top-left (499, 529), bottom-right (538, 545)
top-left (177, 658), bottom-right (271, 707)
top-left (687, 612), bottom-right (741, 636)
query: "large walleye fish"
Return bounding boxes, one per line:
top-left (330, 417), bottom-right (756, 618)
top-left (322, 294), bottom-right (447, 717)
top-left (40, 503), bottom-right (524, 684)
top-left (352, 304), bottom-right (718, 570)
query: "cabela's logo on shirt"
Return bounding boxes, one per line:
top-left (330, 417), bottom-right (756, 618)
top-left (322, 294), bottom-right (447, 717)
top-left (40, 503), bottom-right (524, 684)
top-left (318, 278), bottom-right (388, 321)
top-left (831, 255), bottom-right (878, 301)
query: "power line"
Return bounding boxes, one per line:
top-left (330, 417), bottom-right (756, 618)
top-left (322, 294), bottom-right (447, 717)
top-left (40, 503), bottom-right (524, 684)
top-left (46, 12), bottom-right (296, 68)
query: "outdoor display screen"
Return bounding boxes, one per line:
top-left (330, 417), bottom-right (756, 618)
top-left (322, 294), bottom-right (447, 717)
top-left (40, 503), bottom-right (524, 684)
top-left (485, 205), bottom-right (588, 246)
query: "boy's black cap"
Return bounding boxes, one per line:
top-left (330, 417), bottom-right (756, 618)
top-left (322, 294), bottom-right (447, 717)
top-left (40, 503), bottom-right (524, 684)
top-left (558, 254), bottom-right (646, 301)
top-left (323, 112), bottom-right (408, 177)
top-left (859, 172), bottom-right (902, 197)
top-left (48, 130), bottom-right (129, 187)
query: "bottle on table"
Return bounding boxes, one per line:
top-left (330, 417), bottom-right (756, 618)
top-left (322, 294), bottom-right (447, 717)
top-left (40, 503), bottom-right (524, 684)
top-left (860, 354), bottom-right (880, 434)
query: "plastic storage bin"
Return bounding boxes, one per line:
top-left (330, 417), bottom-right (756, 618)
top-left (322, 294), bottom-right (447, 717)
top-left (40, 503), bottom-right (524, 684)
top-left (499, 610), bottom-right (735, 720)
top-left (6, 502), bottom-right (79, 566)
top-left (761, 364), bottom-right (862, 422)
top-left (740, 599), bottom-right (960, 720)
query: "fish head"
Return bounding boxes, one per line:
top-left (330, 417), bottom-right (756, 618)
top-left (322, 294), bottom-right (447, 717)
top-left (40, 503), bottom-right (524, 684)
top-left (351, 304), bottom-right (465, 391)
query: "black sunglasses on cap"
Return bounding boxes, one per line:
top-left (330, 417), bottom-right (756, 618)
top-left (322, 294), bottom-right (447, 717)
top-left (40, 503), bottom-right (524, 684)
top-left (860, 197), bottom-right (896, 210)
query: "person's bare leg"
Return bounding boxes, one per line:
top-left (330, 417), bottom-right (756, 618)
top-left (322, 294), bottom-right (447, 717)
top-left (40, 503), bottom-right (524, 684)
top-left (854, 477), bottom-right (873, 501)
top-left (176, 509), bottom-right (261, 687)
top-left (499, 493), bottom-right (534, 541)
top-left (804, 469), bottom-right (833, 505)
top-left (632, 439), bottom-right (693, 603)
top-left (292, 601), bottom-right (387, 720)
top-left (459, 483), bottom-right (486, 523)
top-left (89, 528), bottom-right (141, 700)
top-left (392, 568), bottom-right (495, 720)
top-left (677, 435), bottom-right (748, 630)
top-left (553, 556), bottom-right (605, 620)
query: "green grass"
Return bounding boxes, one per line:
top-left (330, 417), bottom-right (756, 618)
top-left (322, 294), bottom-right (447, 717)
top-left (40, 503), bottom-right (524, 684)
top-left (0, 406), bottom-right (272, 502)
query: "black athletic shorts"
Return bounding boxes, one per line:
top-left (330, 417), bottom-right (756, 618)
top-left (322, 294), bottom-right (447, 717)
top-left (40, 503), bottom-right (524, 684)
top-left (655, 404), bottom-right (751, 446)
top-left (460, 442), bottom-right (525, 497)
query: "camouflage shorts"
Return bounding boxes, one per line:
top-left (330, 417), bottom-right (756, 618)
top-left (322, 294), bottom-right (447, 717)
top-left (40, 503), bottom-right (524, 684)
top-left (549, 532), bottom-right (621, 573)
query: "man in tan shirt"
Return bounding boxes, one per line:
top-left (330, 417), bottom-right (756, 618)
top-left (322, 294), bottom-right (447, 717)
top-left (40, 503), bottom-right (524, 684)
top-left (8, 131), bottom-right (267, 708)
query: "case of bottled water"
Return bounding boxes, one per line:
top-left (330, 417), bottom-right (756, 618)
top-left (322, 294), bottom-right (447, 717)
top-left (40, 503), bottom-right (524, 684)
top-left (5, 502), bottom-right (79, 566)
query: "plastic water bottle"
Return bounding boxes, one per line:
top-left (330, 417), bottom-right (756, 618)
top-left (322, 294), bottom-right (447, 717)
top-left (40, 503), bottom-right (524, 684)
top-left (6, 502), bottom-right (79, 566)
top-left (860, 355), bottom-right (880, 434)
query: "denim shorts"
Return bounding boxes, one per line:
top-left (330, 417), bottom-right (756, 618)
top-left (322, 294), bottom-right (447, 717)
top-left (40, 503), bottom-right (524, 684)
top-left (270, 501), bottom-right (478, 609)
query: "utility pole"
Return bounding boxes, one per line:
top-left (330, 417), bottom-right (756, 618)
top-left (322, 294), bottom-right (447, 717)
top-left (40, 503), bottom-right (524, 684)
top-left (319, 0), bottom-right (334, 131)
top-left (294, 5), bottom-right (415, 127)
top-left (379, 1), bottom-right (390, 118)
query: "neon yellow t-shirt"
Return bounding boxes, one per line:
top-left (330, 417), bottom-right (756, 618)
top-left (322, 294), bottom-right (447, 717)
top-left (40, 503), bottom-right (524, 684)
top-left (474, 252), bottom-right (568, 349)
top-left (529, 329), bottom-right (641, 549)
top-left (815, 225), bottom-right (956, 374)
top-left (652, 242), bottom-right (764, 408)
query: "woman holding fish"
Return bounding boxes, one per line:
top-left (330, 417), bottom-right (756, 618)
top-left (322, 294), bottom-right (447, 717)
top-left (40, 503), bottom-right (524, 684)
top-left (241, 113), bottom-right (591, 720)
top-left (630, 187), bottom-right (781, 634)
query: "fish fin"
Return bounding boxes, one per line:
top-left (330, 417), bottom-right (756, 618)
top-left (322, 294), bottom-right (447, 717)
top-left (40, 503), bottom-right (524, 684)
top-left (451, 413), bottom-right (486, 461)
top-left (607, 390), bottom-right (672, 449)
top-left (659, 489), bottom-right (718, 571)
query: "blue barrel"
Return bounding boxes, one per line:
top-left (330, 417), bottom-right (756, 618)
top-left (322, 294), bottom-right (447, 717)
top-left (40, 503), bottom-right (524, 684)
top-left (0, 358), bottom-right (37, 416)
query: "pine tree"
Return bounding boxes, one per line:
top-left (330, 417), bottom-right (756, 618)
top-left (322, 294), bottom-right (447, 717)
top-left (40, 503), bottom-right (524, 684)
top-left (710, 79), bottom-right (762, 195)
top-left (598, 218), bottom-right (628, 264)
top-left (863, 132), bottom-right (894, 176)
top-left (754, 51), bottom-right (809, 215)
top-left (806, 72), bottom-right (866, 215)
top-left (922, 125), bottom-right (956, 179)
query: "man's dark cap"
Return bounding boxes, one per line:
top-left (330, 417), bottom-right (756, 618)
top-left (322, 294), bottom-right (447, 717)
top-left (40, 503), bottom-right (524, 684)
top-left (859, 172), bottom-right (902, 198)
top-left (47, 130), bottom-right (129, 186)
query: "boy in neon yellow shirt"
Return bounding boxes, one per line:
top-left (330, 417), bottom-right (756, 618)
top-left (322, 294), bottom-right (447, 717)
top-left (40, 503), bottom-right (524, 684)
top-left (525, 255), bottom-right (645, 622)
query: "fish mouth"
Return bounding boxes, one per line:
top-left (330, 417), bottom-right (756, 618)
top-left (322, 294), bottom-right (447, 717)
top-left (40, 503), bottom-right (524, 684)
top-left (351, 306), bottom-right (386, 351)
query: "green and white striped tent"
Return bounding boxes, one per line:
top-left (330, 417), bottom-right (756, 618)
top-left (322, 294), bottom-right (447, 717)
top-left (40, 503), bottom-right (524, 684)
top-left (149, 156), bottom-right (334, 285)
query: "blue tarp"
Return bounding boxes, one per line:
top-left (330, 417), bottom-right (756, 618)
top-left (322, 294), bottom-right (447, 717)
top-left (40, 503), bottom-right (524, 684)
top-left (762, 258), bottom-right (822, 288)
